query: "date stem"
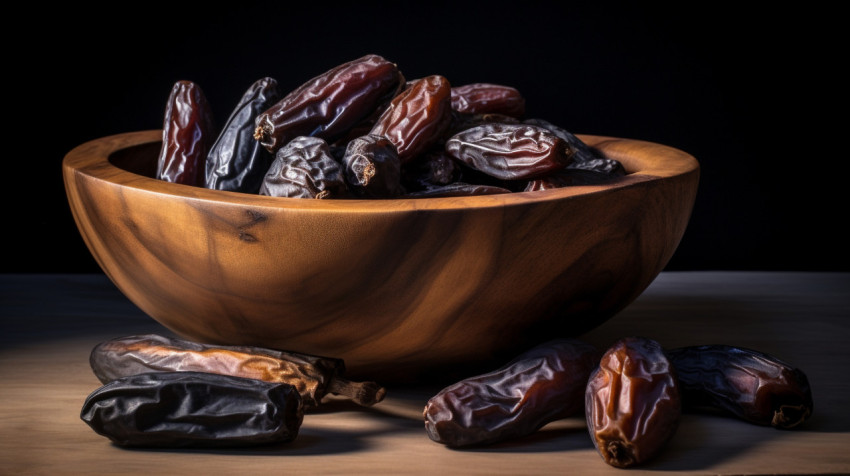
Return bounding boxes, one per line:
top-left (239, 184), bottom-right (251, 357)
top-left (606, 441), bottom-right (636, 468)
top-left (327, 377), bottom-right (386, 406)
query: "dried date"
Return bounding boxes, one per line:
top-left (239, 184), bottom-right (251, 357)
top-left (666, 345), bottom-right (813, 429)
top-left (89, 334), bottom-right (385, 408)
top-left (80, 371), bottom-right (303, 448)
top-left (523, 118), bottom-right (601, 164)
top-left (156, 80), bottom-right (216, 186)
top-left (254, 54), bottom-right (404, 153)
top-left (451, 83), bottom-right (526, 118)
top-left (259, 136), bottom-right (348, 199)
top-left (341, 134), bottom-right (404, 198)
top-left (206, 77), bottom-right (282, 193)
top-left (524, 159), bottom-right (626, 191)
top-left (400, 149), bottom-right (462, 192)
top-left (369, 75), bottom-right (453, 164)
top-left (445, 123), bottom-right (574, 180)
top-left (585, 336), bottom-right (681, 468)
top-left (442, 112), bottom-right (520, 143)
top-left (423, 338), bottom-right (599, 447)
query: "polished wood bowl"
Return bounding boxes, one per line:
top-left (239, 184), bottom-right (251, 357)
top-left (63, 130), bottom-right (698, 381)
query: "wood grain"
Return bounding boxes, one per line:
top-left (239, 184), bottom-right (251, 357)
top-left (62, 131), bottom-right (699, 381)
top-left (2, 273), bottom-right (848, 475)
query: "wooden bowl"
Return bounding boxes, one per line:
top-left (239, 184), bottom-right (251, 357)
top-left (63, 130), bottom-right (698, 381)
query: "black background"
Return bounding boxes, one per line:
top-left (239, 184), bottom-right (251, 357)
top-left (5, 2), bottom-right (846, 273)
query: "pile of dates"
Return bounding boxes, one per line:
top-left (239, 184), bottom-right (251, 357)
top-left (155, 54), bottom-right (625, 198)
top-left (423, 336), bottom-right (813, 468)
top-left (80, 334), bottom-right (386, 448)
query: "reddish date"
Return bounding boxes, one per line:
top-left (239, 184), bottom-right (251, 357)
top-left (254, 54), bottom-right (404, 153)
top-left (156, 80), bottom-right (216, 186)
top-left (369, 75), bottom-right (453, 164)
top-left (585, 336), bottom-right (681, 468)
top-left (451, 83), bottom-right (526, 118)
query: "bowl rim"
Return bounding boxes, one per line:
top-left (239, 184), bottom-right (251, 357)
top-left (63, 130), bottom-right (699, 212)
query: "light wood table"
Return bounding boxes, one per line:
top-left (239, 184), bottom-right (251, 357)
top-left (2, 272), bottom-right (848, 475)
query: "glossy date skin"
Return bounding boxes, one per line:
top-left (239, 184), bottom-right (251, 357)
top-left (445, 123), bottom-right (574, 180)
top-left (666, 345), bottom-right (813, 429)
top-left (80, 371), bottom-right (303, 448)
top-left (206, 77), bottom-right (282, 193)
top-left (260, 136), bottom-right (348, 199)
top-left (523, 118), bottom-right (600, 164)
top-left (524, 158), bottom-right (626, 191)
top-left (400, 149), bottom-right (462, 192)
top-left (369, 75), bottom-right (453, 164)
top-left (585, 336), bottom-right (681, 468)
top-left (89, 334), bottom-right (386, 408)
top-left (423, 338), bottom-right (599, 447)
top-left (341, 134), bottom-right (404, 198)
top-left (156, 80), bottom-right (216, 186)
top-left (254, 54), bottom-right (404, 153)
top-left (451, 83), bottom-right (526, 118)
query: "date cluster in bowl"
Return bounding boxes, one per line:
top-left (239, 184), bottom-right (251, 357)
top-left (155, 54), bottom-right (625, 199)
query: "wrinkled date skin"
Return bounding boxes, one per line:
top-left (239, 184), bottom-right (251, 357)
top-left (260, 136), bottom-right (348, 199)
top-left (586, 336), bottom-right (681, 468)
top-left (254, 54), bottom-right (404, 153)
top-left (341, 134), bottom-right (404, 198)
top-left (156, 80), bottom-right (216, 186)
top-left (80, 371), bottom-right (303, 448)
top-left (666, 345), bottom-right (813, 429)
top-left (523, 118), bottom-right (601, 164)
top-left (451, 83), bottom-right (526, 118)
top-left (369, 75), bottom-right (453, 164)
top-left (445, 123), bottom-right (574, 180)
top-left (206, 77), bottom-right (282, 193)
top-left (400, 149), bottom-right (462, 192)
top-left (90, 334), bottom-right (386, 408)
top-left (423, 338), bottom-right (599, 447)
top-left (448, 112), bottom-right (519, 134)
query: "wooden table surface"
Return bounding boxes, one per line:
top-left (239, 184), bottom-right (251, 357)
top-left (2, 272), bottom-right (848, 475)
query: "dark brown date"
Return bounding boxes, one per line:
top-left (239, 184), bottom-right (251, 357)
top-left (400, 149), bottom-right (462, 192)
top-left (442, 112), bottom-right (520, 143)
top-left (369, 75), bottom-right (453, 164)
top-left (666, 345), bottom-right (813, 429)
top-left (451, 83), bottom-right (526, 118)
top-left (81, 371), bottom-right (303, 447)
top-left (524, 159), bottom-right (626, 191)
top-left (206, 77), bottom-right (282, 193)
top-left (523, 118), bottom-right (600, 164)
top-left (341, 134), bottom-right (404, 198)
top-left (90, 334), bottom-right (386, 408)
top-left (423, 338), bottom-right (599, 447)
top-left (260, 136), bottom-right (348, 199)
top-left (445, 123), bottom-right (574, 180)
top-left (254, 54), bottom-right (404, 153)
top-left (586, 336), bottom-right (681, 468)
top-left (156, 80), bottom-right (216, 186)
